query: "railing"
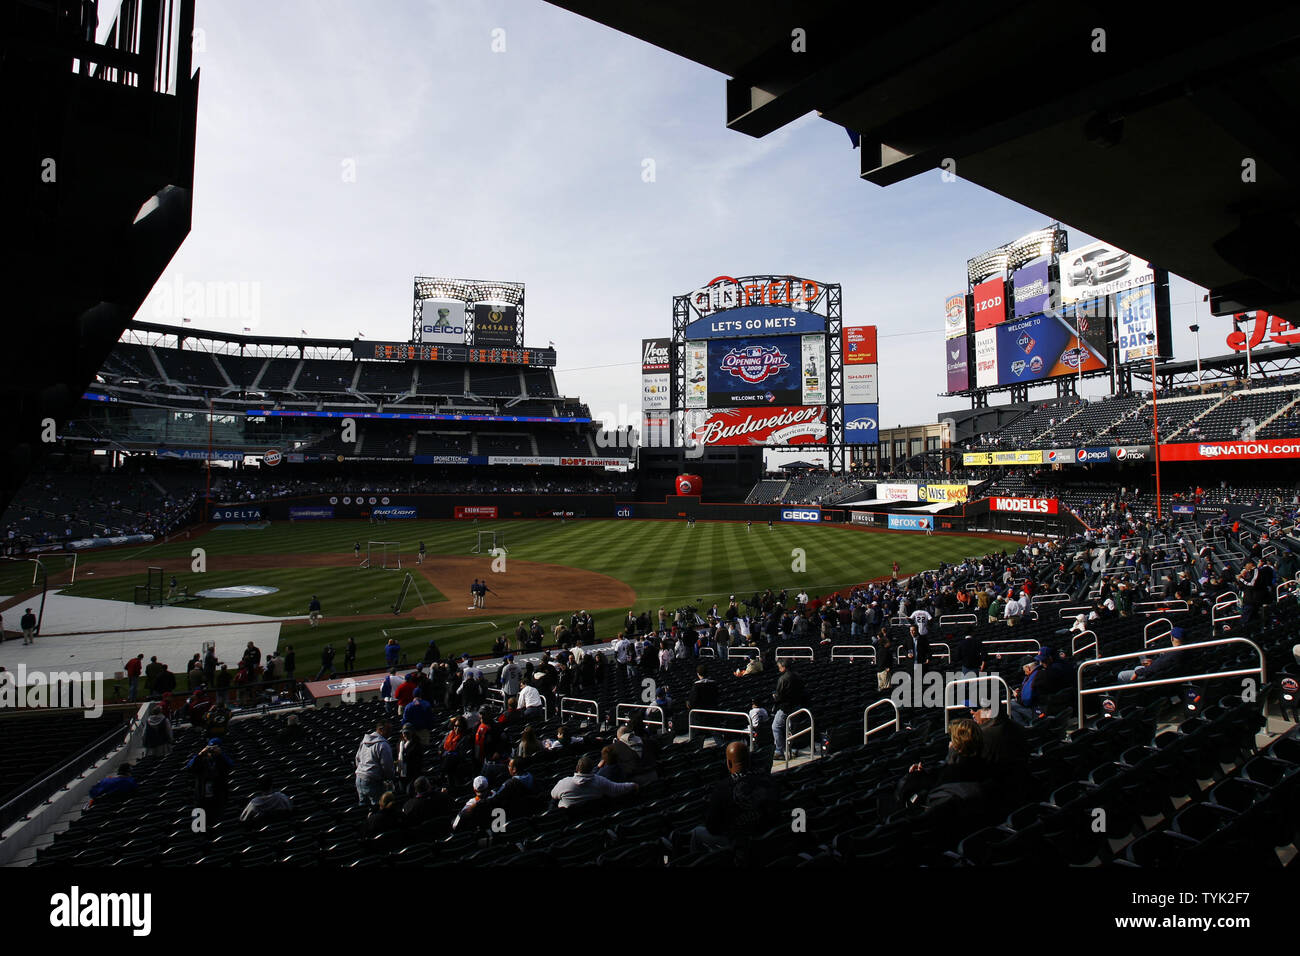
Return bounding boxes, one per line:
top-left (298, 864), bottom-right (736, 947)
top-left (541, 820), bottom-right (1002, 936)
top-left (983, 638), bottom-right (1041, 658)
top-left (727, 646), bottom-right (759, 660)
top-left (559, 696), bottom-right (598, 723)
top-left (863, 698), bottom-right (901, 743)
top-left (1212, 597), bottom-right (1241, 629)
top-left (894, 642), bottom-right (951, 664)
top-left (687, 708), bottom-right (751, 742)
top-left (943, 675), bottom-right (1012, 723)
top-left (1059, 604), bottom-right (1093, 619)
top-left (1143, 617), bottom-right (1173, 648)
top-left (1075, 636), bottom-right (1266, 729)
top-left (781, 708), bottom-right (816, 767)
top-left (939, 613), bottom-right (978, 627)
top-left (831, 645), bottom-right (877, 663)
top-left (1032, 593), bottom-right (1071, 606)
top-left (1134, 599), bottom-right (1189, 616)
top-left (615, 702), bottom-right (666, 730)
top-left (775, 646), bottom-right (814, 662)
top-left (1071, 629), bottom-right (1099, 658)
top-left (698, 647), bottom-right (716, 659)
top-left (1278, 577), bottom-right (1299, 602)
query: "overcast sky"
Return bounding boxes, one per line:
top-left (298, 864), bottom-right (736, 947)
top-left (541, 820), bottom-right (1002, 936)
top-left (143, 0), bottom-right (1225, 466)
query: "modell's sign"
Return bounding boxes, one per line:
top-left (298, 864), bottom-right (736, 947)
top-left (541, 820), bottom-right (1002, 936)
top-left (989, 497), bottom-right (1058, 514)
top-left (689, 275), bottom-right (821, 316)
top-left (641, 337), bottom-right (671, 372)
top-left (688, 406), bottom-right (827, 447)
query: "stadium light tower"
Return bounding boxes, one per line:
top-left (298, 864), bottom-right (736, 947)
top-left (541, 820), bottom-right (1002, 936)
top-left (1189, 323), bottom-right (1202, 387)
top-left (1148, 331), bottom-right (1162, 522)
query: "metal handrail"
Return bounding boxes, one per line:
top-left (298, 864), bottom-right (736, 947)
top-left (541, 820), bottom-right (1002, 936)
top-left (686, 708), bottom-right (751, 742)
top-left (1212, 598), bottom-right (1242, 629)
top-left (943, 675), bottom-right (1012, 722)
top-left (831, 645), bottom-right (876, 663)
top-left (1032, 592), bottom-right (1071, 605)
top-left (1075, 636), bottom-right (1266, 729)
top-left (727, 646), bottom-right (759, 659)
top-left (1071, 629), bottom-right (1098, 658)
top-left (781, 707), bottom-right (815, 767)
top-left (1143, 617), bottom-right (1173, 648)
top-left (775, 646), bottom-right (814, 662)
top-left (939, 613), bottom-right (978, 626)
top-left (1134, 599), bottom-right (1189, 615)
top-left (1059, 604), bottom-right (1093, 619)
top-left (616, 702), bottom-right (666, 730)
top-left (894, 642), bottom-right (951, 664)
top-left (983, 638), bottom-right (1041, 658)
top-left (698, 647), bottom-right (716, 659)
top-left (559, 696), bottom-right (598, 723)
top-left (863, 698), bottom-right (901, 743)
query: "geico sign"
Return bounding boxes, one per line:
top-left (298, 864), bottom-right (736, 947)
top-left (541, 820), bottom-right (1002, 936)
top-left (781, 510), bottom-right (820, 522)
top-left (990, 497), bottom-right (1053, 513)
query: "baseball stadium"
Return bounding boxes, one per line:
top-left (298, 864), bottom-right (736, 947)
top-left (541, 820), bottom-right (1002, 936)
top-left (5, 1), bottom-right (1300, 907)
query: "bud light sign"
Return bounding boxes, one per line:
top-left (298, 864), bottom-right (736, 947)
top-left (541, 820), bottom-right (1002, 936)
top-left (373, 506), bottom-right (417, 519)
top-left (844, 404), bottom-right (879, 445)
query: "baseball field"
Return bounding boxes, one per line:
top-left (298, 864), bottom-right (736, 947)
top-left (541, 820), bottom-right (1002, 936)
top-left (39, 518), bottom-right (1011, 673)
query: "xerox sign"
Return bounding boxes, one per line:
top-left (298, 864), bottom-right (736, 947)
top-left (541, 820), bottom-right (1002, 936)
top-left (781, 509), bottom-right (821, 523)
top-left (989, 497), bottom-right (1058, 514)
top-left (888, 514), bottom-right (934, 531)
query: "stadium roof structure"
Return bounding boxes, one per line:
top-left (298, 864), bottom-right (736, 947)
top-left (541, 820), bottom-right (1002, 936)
top-left (546, 1), bottom-right (1300, 319)
top-left (1132, 342), bottom-right (1300, 390)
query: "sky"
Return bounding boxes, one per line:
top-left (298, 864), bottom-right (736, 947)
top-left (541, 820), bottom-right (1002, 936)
top-left (141, 0), bottom-right (1228, 467)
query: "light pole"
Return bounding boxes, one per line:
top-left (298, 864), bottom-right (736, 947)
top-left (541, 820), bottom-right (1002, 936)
top-left (1189, 323), bottom-right (1202, 388)
top-left (1148, 331), bottom-right (1162, 522)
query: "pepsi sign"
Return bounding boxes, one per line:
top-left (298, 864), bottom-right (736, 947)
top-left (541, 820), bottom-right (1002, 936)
top-left (781, 509), bottom-right (821, 523)
top-left (1075, 447), bottom-right (1110, 464)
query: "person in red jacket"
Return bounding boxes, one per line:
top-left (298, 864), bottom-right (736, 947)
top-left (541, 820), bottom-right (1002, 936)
top-left (393, 672), bottom-right (419, 711)
top-left (125, 654), bottom-right (144, 702)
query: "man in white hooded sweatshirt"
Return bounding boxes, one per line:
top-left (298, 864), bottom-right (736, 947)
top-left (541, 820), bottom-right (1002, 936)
top-left (354, 719), bottom-right (394, 806)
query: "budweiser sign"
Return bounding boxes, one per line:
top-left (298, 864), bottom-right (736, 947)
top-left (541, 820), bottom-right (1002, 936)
top-left (688, 406), bottom-right (827, 447)
top-left (989, 497), bottom-right (1058, 514)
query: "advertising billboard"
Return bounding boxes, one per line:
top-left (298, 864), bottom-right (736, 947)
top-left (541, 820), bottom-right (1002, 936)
top-left (472, 304), bottom-right (518, 347)
top-left (689, 276), bottom-right (821, 316)
top-left (845, 363), bottom-right (878, 403)
top-left (962, 452), bottom-right (992, 466)
top-left (1075, 447), bottom-right (1111, 464)
top-left (1062, 296), bottom-right (1111, 360)
top-left (800, 334), bottom-right (826, 405)
top-left (684, 304), bottom-right (826, 340)
top-left (945, 336), bottom-right (969, 392)
top-left (685, 342), bottom-right (708, 408)
top-left (989, 497), bottom-right (1059, 513)
top-left (919, 483), bottom-right (970, 503)
top-left (974, 329), bottom-right (998, 389)
top-left (944, 293), bottom-right (967, 339)
top-left (642, 373), bottom-right (671, 410)
top-left (780, 508), bottom-right (822, 523)
top-left (843, 403), bottom-right (879, 445)
top-left (889, 514), bottom-right (934, 531)
top-left (641, 337), bottom-right (671, 372)
top-left (843, 326), bottom-right (878, 364)
top-left (877, 482), bottom-right (919, 501)
top-left (990, 449), bottom-right (1043, 465)
top-left (973, 277), bottom-right (1007, 331)
top-left (1115, 285), bottom-right (1158, 363)
top-left (1059, 240), bottom-right (1154, 305)
top-left (995, 313), bottom-right (1107, 385)
top-left (1158, 440), bottom-right (1300, 462)
top-left (420, 298), bottom-right (468, 344)
top-left (705, 335), bottom-right (803, 406)
top-left (686, 406), bottom-right (827, 447)
top-left (454, 505), bottom-right (498, 519)
top-left (1011, 258), bottom-right (1052, 318)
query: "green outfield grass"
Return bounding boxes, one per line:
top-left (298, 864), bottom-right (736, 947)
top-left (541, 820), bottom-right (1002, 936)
top-left (58, 519), bottom-right (1012, 675)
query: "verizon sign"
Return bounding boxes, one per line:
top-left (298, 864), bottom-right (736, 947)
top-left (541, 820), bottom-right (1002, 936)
top-left (686, 406), bottom-right (827, 447)
top-left (989, 497), bottom-right (1059, 514)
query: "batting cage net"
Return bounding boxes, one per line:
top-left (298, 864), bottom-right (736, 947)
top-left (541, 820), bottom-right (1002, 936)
top-left (392, 571), bottom-right (430, 614)
top-left (471, 531), bottom-right (505, 554)
top-left (133, 566), bottom-right (164, 607)
top-left (362, 541), bottom-right (402, 569)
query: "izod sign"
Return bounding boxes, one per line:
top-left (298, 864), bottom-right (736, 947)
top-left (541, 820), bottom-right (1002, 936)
top-left (989, 497), bottom-right (1058, 514)
top-left (973, 277), bottom-right (1006, 331)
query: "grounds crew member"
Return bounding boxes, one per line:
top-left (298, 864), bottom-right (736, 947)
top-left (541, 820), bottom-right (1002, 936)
top-left (21, 607), bottom-right (37, 645)
top-left (309, 595), bottom-right (322, 627)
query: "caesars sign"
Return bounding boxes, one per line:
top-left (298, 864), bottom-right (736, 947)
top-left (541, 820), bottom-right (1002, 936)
top-left (689, 275), bottom-right (821, 316)
top-left (472, 304), bottom-right (518, 347)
